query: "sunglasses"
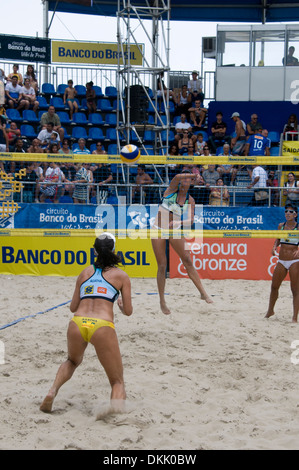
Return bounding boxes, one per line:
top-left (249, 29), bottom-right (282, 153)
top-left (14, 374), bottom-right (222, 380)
top-left (285, 209), bottom-right (296, 214)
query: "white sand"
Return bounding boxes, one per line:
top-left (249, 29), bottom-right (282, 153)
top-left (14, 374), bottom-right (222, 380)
top-left (0, 274), bottom-right (299, 450)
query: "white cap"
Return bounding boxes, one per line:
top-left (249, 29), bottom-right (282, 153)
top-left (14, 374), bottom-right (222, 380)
top-left (231, 112), bottom-right (240, 118)
top-left (96, 232), bottom-right (116, 252)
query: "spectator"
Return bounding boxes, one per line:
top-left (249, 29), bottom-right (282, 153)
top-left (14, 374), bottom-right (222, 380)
top-left (92, 141), bottom-right (106, 155)
top-left (174, 113), bottom-right (195, 144)
top-left (27, 138), bottom-right (44, 154)
top-left (187, 70), bottom-right (204, 103)
top-left (283, 114), bottom-right (299, 141)
top-left (59, 138), bottom-right (72, 154)
top-left (209, 178), bottom-right (230, 206)
top-left (208, 111), bottom-right (230, 153)
top-left (5, 75), bottom-right (22, 109)
top-left (0, 67), bottom-right (7, 84)
top-left (178, 129), bottom-right (195, 155)
top-left (230, 112), bottom-right (246, 155)
top-left (247, 165), bottom-right (269, 206)
top-left (13, 137), bottom-right (27, 153)
top-left (15, 161), bottom-right (39, 203)
top-left (267, 169), bottom-right (279, 206)
top-left (262, 129), bottom-right (271, 149)
top-left (39, 162), bottom-right (65, 203)
top-left (0, 120), bottom-right (9, 152)
top-left (23, 65), bottom-right (39, 93)
top-left (7, 121), bottom-right (21, 147)
top-left (283, 172), bottom-right (299, 206)
top-left (73, 138), bottom-right (90, 155)
top-left (174, 85), bottom-right (191, 117)
top-left (132, 164), bottom-right (153, 203)
top-left (48, 142), bottom-right (60, 154)
top-left (40, 105), bottom-right (65, 141)
top-left (244, 125), bottom-right (270, 156)
top-left (63, 79), bottom-right (78, 120)
top-left (157, 72), bottom-right (173, 99)
top-left (72, 162), bottom-right (92, 204)
top-left (7, 64), bottom-right (23, 85)
top-left (60, 162), bottom-right (76, 197)
top-left (168, 144), bottom-right (179, 156)
top-left (283, 46), bottom-right (299, 66)
top-left (194, 133), bottom-right (207, 155)
top-left (18, 77), bottom-right (39, 112)
top-left (202, 164), bottom-right (219, 189)
top-left (92, 163), bottom-right (113, 203)
top-left (246, 113), bottom-right (263, 136)
top-left (86, 81), bottom-right (97, 115)
top-left (189, 99), bottom-right (207, 130)
top-left (37, 122), bottom-right (59, 150)
top-left (217, 143), bottom-right (238, 186)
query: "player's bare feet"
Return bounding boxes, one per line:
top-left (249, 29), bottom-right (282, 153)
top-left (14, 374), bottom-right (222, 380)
top-left (161, 302), bottom-right (171, 315)
top-left (201, 294), bottom-right (213, 304)
top-left (40, 390), bottom-right (56, 413)
top-left (265, 311), bottom-right (275, 319)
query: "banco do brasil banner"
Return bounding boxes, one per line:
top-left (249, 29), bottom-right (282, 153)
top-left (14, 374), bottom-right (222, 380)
top-left (0, 34), bottom-right (50, 63)
top-left (52, 40), bottom-right (144, 66)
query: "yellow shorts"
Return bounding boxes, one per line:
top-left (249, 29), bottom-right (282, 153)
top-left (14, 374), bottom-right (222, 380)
top-left (71, 316), bottom-right (115, 343)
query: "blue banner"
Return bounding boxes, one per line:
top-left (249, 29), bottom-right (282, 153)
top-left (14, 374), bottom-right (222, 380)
top-left (6, 204), bottom-right (286, 231)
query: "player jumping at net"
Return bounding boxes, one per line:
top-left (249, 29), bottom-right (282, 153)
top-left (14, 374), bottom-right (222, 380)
top-left (151, 169), bottom-right (213, 315)
top-left (266, 203), bottom-right (299, 323)
top-left (40, 232), bottom-right (133, 415)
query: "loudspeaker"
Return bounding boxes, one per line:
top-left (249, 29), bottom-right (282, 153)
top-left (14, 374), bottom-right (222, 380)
top-left (125, 85), bottom-right (149, 123)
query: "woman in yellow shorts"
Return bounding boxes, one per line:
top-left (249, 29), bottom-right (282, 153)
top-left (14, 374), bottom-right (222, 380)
top-left (40, 232), bottom-right (133, 414)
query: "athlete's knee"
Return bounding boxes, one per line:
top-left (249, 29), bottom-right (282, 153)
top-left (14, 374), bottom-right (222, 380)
top-left (67, 356), bottom-right (83, 368)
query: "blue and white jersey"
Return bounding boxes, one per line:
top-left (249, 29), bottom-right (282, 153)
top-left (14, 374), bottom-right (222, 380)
top-left (247, 132), bottom-right (269, 156)
top-left (80, 266), bottom-right (119, 302)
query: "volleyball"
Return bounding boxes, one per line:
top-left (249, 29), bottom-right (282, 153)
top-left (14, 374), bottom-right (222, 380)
top-left (120, 144), bottom-right (140, 164)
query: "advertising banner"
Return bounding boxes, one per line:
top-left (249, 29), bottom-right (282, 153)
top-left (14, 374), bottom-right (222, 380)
top-left (282, 140), bottom-right (299, 157)
top-left (169, 238), bottom-right (285, 281)
top-left (9, 204), bottom-right (285, 231)
top-left (51, 40), bottom-right (144, 66)
top-left (0, 34), bottom-right (50, 63)
top-left (0, 234), bottom-right (156, 278)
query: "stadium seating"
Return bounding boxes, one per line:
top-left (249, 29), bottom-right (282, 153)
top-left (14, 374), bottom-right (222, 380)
top-left (97, 98), bottom-right (113, 112)
top-left (107, 144), bottom-right (118, 155)
top-left (6, 109), bottom-right (22, 122)
top-left (105, 86), bottom-right (118, 99)
top-left (74, 85), bottom-right (86, 98)
top-left (88, 113), bottom-right (104, 126)
top-left (105, 113), bottom-right (117, 127)
top-left (57, 111), bottom-right (71, 125)
top-left (88, 127), bottom-right (104, 141)
top-left (41, 83), bottom-right (56, 96)
top-left (37, 96), bottom-right (49, 109)
top-left (72, 112), bottom-right (88, 125)
top-left (22, 110), bottom-right (39, 124)
top-left (20, 124), bottom-right (37, 139)
top-left (50, 97), bottom-right (66, 110)
top-left (71, 126), bottom-right (88, 140)
top-left (56, 84), bottom-right (68, 96)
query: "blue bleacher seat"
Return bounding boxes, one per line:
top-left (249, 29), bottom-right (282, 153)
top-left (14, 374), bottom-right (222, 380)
top-left (88, 127), bottom-right (104, 141)
top-left (89, 143), bottom-right (97, 153)
top-left (72, 112), bottom-right (88, 125)
top-left (41, 83), bottom-right (56, 96)
top-left (71, 126), bottom-right (88, 140)
top-left (143, 130), bottom-right (155, 143)
top-left (108, 144), bottom-right (118, 155)
top-left (37, 96), bottom-right (49, 110)
top-left (6, 109), bottom-right (22, 122)
top-left (20, 124), bottom-right (37, 139)
top-left (22, 110), bottom-right (39, 123)
top-left (61, 127), bottom-right (71, 139)
top-left (216, 146), bottom-right (224, 155)
top-left (105, 128), bottom-right (117, 141)
top-left (147, 101), bottom-right (157, 113)
top-left (79, 98), bottom-right (88, 111)
top-left (268, 131), bottom-right (280, 144)
top-left (74, 85), bottom-right (86, 97)
top-left (161, 130), bottom-right (175, 142)
top-left (105, 113), bottom-right (117, 127)
top-left (57, 111), bottom-right (71, 125)
top-left (93, 86), bottom-right (104, 98)
top-left (157, 115), bottom-right (168, 126)
top-left (270, 146), bottom-right (280, 156)
top-left (160, 101), bottom-right (175, 114)
top-left (50, 97), bottom-right (66, 110)
top-left (105, 86), bottom-right (118, 98)
top-left (88, 113), bottom-right (104, 126)
top-left (56, 84), bottom-right (68, 96)
top-left (97, 99), bottom-right (113, 112)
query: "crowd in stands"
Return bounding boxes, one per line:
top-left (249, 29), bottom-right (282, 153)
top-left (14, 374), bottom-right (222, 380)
top-left (0, 63), bottom-right (298, 206)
